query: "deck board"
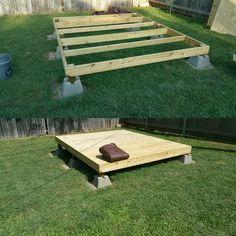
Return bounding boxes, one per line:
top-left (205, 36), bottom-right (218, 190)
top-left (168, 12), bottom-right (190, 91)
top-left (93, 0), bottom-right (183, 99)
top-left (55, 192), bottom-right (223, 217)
top-left (55, 130), bottom-right (192, 173)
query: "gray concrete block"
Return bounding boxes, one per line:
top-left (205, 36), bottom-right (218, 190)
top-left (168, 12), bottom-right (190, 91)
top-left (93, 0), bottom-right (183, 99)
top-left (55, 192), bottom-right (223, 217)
top-left (179, 154), bottom-right (193, 164)
top-left (186, 55), bottom-right (214, 70)
top-left (55, 46), bottom-right (69, 60)
top-left (128, 27), bottom-right (141, 31)
top-left (93, 175), bottom-right (112, 189)
top-left (55, 46), bottom-right (62, 60)
top-left (62, 76), bottom-right (84, 98)
top-left (149, 35), bottom-right (165, 40)
top-left (47, 32), bottom-right (57, 40)
top-left (68, 157), bottom-right (80, 169)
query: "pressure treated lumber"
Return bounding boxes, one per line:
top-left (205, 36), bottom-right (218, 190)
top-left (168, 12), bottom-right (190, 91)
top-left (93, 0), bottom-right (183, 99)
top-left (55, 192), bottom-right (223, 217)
top-left (55, 130), bottom-right (192, 173)
top-left (53, 13), bottom-right (210, 79)
top-left (58, 22), bottom-right (156, 35)
top-left (211, 0), bottom-right (236, 36)
top-left (64, 35), bottom-right (186, 57)
top-left (61, 28), bottom-right (167, 46)
top-left (65, 46), bottom-right (209, 76)
top-left (56, 16), bottom-right (144, 28)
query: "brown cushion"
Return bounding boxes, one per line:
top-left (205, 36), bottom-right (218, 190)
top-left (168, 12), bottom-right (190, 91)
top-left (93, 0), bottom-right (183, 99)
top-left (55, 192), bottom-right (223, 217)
top-left (99, 143), bottom-right (129, 163)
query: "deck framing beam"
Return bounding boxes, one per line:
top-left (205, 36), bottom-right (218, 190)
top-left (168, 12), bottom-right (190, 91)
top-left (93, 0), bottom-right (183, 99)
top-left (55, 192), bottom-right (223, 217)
top-left (53, 13), bottom-right (210, 79)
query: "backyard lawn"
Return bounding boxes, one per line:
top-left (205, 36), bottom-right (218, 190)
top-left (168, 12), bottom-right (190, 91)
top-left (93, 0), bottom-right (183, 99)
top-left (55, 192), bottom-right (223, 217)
top-left (0, 7), bottom-right (235, 117)
top-left (0, 130), bottom-right (235, 235)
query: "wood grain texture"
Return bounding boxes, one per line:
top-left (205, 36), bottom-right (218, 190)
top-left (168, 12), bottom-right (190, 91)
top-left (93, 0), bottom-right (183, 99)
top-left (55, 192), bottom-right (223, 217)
top-left (211, 0), bottom-right (236, 36)
top-left (55, 130), bottom-right (192, 173)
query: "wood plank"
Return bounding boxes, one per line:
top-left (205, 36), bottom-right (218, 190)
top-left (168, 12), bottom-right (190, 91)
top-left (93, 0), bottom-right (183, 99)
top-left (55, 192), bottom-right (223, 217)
top-left (56, 16), bottom-right (144, 29)
top-left (64, 36), bottom-right (186, 57)
top-left (211, 0), bottom-right (236, 36)
top-left (55, 13), bottom-right (134, 21)
top-left (207, 0), bottom-right (221, 27)
top-left (53, 19), bottom-right (67, 68)
top-left (61, 28), bottom-right (168, 46)
top-left (57, 21), bottom-right (156, 35)
top-left (55, 137), bottom-right (100, 173)
top-left (65, 46), bottom-right (210, 76)
top-left (55, 130), bottom-right (192, 174)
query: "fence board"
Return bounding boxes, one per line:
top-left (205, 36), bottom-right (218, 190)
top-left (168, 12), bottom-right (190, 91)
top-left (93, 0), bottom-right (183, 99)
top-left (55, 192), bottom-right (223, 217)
top-left (122, 118), bottom-right (236, 140)
top-left (0, 0), bottom-right (144, 15)
top-left (0, 118), bottom-right (120, 139)
top-left (149, 0), bottom-right (214, 17)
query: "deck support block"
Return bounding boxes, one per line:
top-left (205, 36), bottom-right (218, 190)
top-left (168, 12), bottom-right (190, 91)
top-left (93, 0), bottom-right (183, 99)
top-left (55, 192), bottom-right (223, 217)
top-left (185, 55), bottom-right (214, 70)
top-left (179, 154), bottom-right (193, 164)
top-left (62, 76), bottom-right (84, 98)
top-left (93, 174), bottom-right (112, 189)
top-left (69, 156), bottom-right (81, 169)
top-left (149, 35), bottom-right (165, 40)
top-left (128, 27), bottom-right (141, 31)
top-left (55, 46), bottom-right (69, 60)
top-left (47, 32), bottom-right (57, 40)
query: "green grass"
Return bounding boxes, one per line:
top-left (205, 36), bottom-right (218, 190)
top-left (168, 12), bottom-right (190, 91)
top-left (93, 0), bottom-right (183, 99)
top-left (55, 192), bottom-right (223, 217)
top-left (0, 130), bottom-right (236, 235)
top-left (0, 7), bottom-right (235, 117)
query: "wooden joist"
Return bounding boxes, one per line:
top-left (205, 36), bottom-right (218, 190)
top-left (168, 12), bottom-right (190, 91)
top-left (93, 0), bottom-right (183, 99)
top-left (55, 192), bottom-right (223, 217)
top-left (56, 15), bottom-right (144, 28)
top-left (64, 36), bottom-right (186, 57)
top-left (61, 28), bottom-right (167, 46)
top-left (65, 46), bottom-right (209, 76)
top-left (57, 21), bottom-right (156, 35)
top-left (53, 13), bottom-right (210, 79)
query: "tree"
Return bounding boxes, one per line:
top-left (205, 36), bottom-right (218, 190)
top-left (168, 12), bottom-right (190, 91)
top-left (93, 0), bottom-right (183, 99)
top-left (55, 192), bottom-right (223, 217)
top-left (167, 0), bottom-right (174, 14)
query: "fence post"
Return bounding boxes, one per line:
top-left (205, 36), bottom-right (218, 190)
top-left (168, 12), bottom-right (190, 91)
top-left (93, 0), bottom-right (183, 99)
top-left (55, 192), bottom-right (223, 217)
top-left (183, 118), bottom-right (187, 135)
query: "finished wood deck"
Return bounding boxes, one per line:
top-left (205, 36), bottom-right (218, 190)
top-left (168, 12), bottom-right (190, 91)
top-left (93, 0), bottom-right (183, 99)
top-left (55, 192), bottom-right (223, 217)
top-left (55, 130), bottom-right (192, 173)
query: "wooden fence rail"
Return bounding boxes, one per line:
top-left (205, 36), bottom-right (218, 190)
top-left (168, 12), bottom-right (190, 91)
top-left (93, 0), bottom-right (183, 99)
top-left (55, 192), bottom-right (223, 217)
top-left (0, 118), bottom-right (119, 139)
top-left (0, 0), bottom-right (146, 15)
top-left (149, 0), bottom-right (214, 18)
top-left (122, 118), bottom-right (236, 140)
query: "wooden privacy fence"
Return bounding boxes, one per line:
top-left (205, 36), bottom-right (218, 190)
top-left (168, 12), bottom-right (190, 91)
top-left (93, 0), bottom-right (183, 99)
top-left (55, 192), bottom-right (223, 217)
top-left (122, 118), bottom-right (236, 140)
top-left (149, 0), bottom-right (214, 17)
top-left (0, 0), bottom-right (147, 15)
top-left (0, 118), bottom-right (120, 139)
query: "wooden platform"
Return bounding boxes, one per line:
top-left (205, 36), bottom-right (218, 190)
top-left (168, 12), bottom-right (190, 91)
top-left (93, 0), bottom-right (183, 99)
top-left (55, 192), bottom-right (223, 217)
top-left (55, 130), bottom-right (192, 173)
top-left (53, 13), bottom-right (209, 83)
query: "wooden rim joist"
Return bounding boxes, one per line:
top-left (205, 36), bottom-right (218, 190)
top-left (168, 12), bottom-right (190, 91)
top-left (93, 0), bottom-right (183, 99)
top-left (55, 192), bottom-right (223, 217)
top-left (53, 13), bottom-right (209, 82)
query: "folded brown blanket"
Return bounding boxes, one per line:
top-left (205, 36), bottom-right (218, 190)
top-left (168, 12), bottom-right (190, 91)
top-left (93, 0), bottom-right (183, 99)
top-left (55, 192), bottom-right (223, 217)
top-left (99, 143), bottom-right (129, 163)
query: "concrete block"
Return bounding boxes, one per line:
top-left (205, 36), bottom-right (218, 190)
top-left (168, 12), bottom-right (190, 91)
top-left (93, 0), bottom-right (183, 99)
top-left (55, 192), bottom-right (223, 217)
top-left (62, 76), bottom-right (84, 98)
top-left (68, 157), bottom-right (80, 169)
top-left (186, 55), bottom-right (214, 70)
top-left (149, 35), bottom-right (165, 40)
top-left (128, 27), bottom-right (140, 31)
top-left (93, 175), bottom-right (112, 189)
top-left (179, 154), bottom-right (193, 164)
top-left (47, 32), bottom-right (57, 40)
top-left (55, 46), bottom-right (69, 60)
top-left (55, 46), bottom-right (62, 60)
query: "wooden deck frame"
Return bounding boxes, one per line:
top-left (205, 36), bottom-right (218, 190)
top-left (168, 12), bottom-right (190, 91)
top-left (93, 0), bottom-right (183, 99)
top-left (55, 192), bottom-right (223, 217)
top-left (53, 13), bottom-right (209, 82)
top-left (55, 130), bottom-right (192, 174)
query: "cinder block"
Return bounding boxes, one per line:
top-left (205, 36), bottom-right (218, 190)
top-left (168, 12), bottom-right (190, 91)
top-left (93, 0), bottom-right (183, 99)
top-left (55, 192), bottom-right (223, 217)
top-left (149, 35), bottom-right (165, 40)
top-left (47, 32), bottom-right (57, 40)
top-left (186, 55), bottom-right (214, 70)
top-left (68, 157), bottom-right (80, 169)
top-left (179, 154), bottom-right (193, 164)
top-left (55, 46), bottom-right (62, 60)
top-left (93, 175), bottom-right (112, 189)
top-left (128, 27), bottom-right (141, 31)
top-left (62, 77), bottom-right (84, 98)
top-left (55, 46), bottom-right (69, 60)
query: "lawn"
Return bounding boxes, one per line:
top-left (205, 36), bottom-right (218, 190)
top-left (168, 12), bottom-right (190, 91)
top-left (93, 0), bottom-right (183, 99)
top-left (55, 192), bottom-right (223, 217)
top-left (0, 130), bottom-right (235, 235)
top-left (0, 7), bottom-right (235, 117)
